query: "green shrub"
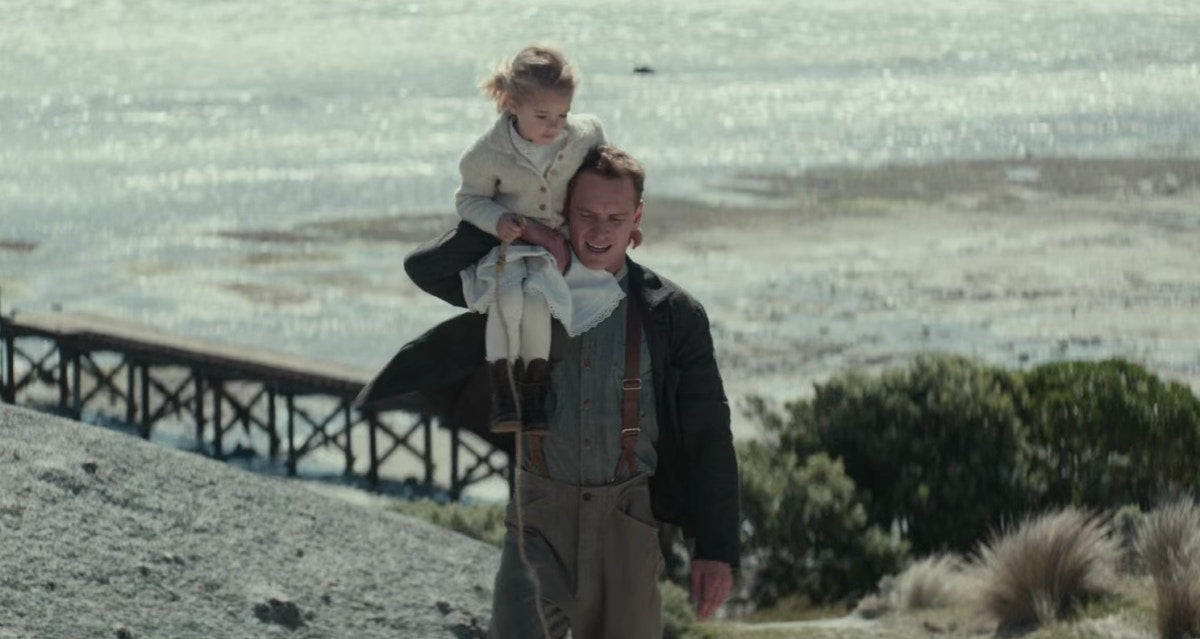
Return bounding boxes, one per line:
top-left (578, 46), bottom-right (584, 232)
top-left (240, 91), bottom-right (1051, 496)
top-left (661, 579), bottom-right (719, 639)
top-left (1021, 359), bottom-right (1200, 509)
top-left (389, 499), bottom-right (507, 547)
top-left (777, 354), bottom-right (1029, 555)
top-left (739, 442), bottom-right (908, 607)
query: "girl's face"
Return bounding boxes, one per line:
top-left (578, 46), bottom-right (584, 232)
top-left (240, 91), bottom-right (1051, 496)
top-left (507, 90), bottom-right (573, 146)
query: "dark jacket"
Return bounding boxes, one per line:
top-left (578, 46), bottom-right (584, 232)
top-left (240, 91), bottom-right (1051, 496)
top-left (359, 222), bottom-right (740, 567)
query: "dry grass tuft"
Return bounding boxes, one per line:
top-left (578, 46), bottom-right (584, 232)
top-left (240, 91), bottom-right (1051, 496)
top-left (1137, 499), bottom-right (1200, 582)
top-left (978, 508), bottom-right (1119, 631)
top-left (854, 554), bottom-right (982, 619)
top-left (1136, 499), bottom-right (1200, 639)
top-left (1151, 574), bottom-right (1200, 639)
top-left (892, 554), bottom-right (977, 611)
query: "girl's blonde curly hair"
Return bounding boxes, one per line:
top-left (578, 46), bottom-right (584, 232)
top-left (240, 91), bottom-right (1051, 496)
top-left (481, 45), bottom-right (577, 111)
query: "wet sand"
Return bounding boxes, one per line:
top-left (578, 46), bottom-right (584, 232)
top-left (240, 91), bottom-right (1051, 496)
top-left (205, 157), bottom-right (1200, 443)
top-left (634, 158), bottom-right (1200, 437)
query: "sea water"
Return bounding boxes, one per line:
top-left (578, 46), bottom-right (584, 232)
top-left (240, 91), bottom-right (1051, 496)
top-left (2, 0), bottom-right (1199, 367)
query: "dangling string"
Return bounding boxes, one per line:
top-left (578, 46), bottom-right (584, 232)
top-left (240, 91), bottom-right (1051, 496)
top-left (495, 220), bottom-right (552, 638)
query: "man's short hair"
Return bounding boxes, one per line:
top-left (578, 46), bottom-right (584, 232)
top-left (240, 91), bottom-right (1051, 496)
top-left (571, 144), bottom-right (646, 202)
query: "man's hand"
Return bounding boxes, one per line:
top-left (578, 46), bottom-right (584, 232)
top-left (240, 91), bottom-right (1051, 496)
top-left (496, 213), bottom-right (524, 243)
top-left (520, 219), bottom-right (570, 273)
top-left (691, 559), bottom-right (733, 620)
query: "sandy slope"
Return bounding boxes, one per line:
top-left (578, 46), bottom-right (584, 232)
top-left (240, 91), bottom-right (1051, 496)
top-left (0, 404), bottom-right (497, 639)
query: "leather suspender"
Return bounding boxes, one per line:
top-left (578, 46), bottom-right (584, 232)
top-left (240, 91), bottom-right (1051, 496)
top-left (614, 297), bottom-right (643, 480)
top-left (525, 297), bottom-right (644, 480)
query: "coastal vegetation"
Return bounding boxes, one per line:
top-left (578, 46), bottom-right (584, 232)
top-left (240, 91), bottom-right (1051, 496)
top-left (398, 355), bottom-right (1200, 638)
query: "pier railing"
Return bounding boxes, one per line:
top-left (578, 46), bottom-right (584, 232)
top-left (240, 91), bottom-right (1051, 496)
top-left (0, 310), bottom-right (509, 499)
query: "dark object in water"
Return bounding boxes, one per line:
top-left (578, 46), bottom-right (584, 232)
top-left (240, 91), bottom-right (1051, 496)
top-left (633, 65), bottom-right (655, 74)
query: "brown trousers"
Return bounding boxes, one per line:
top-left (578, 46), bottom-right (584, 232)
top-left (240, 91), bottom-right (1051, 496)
top-left (489, 471), bottom-right (664, 638)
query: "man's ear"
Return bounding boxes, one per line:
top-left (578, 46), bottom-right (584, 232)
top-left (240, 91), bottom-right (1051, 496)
top-left (630, 201), bottom-right (645, 248)
top-left (629, 228), bottom-right (644, 249)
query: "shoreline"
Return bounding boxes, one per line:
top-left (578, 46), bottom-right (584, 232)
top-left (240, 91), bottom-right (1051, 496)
top-left (3, 156), bottom-right (1199, 435)
top-left (635, 156), bottom-right (1200, 430)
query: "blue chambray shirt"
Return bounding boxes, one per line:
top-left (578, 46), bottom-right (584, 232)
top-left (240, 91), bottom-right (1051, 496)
top-left (524, 266), bottom-right (658, 485)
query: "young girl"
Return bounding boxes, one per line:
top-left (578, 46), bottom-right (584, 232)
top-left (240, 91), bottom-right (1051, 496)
top-left (455, 45), bottom-right (628, 434)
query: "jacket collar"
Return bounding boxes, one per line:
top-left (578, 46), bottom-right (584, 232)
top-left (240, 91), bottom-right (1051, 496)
top-left (627, 259), bottom-right (672, 310)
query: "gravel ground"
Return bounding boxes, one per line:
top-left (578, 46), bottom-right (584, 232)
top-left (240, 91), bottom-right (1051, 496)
top-left (0, 403), bottom-right (498, 639)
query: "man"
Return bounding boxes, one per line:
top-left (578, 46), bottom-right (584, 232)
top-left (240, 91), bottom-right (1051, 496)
top-left (375, 144), bottom-right (738, 637)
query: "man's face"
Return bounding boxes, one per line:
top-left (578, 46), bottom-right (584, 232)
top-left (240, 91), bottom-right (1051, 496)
top-left (567, 171), bottom-right (643, 274)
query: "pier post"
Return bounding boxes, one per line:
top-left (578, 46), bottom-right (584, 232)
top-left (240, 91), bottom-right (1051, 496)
top-left (342, 402), bottom-right (353, 476)
top-left (366, 410), bottom-right (379, 490)
top-left (70, 348), bottom-right (81, 419)
top-left (286, 394), bottom-right (297, 477)
top-left (267, 388), bottom-right (278, 458)
top-left (125, 358), bottom-right (135, 424)
top-left (423, 415), bottom-right (434, 491)
top-left (57, 345), bottom-right (69, 412)
top-left (1, 322), bottom-right (13, 404)
top-left (139, 363), bottom-right (151, 439)
top-left (193, 377), bottom-right (205, 448)
top-left (212, 381), bottom-right (224, 460)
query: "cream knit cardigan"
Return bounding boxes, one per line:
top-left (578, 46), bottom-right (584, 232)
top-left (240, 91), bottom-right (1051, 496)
top-left (455, 113), bottom-right (605, 237)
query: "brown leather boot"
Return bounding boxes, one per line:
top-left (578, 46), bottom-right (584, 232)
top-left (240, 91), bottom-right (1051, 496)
top-left (489, 359), bottom-right (523, 434)
top-left (521, 358), bottom-right (551, 434)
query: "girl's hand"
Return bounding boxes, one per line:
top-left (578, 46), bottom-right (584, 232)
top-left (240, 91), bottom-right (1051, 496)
top-left (496, 213), bottom-right (524, 243)
top-left (521, 220), bottom-right (570, 273)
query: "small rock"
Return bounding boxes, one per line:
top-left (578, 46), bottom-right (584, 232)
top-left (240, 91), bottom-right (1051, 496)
top-left (633, 65), bottom-right (655, 74)
top-left (295, 548), bottom-right (305, 558)
top-left (157, 552), bottom-right (185, 566)
top-left (436, 600), bottom-right (452, 615)
top-left (82, 462), bottom-right (98, 475)
top-left (320, 594), bottom-right (332, 605)
top-left (253, 598), bottom-right (306, 629)
top-left (1162, 172), bottom-right (1181, 194)
top-left (448, 617), bottom-right (487, 639)
top-left (116, 627), bottom-right (134, 639)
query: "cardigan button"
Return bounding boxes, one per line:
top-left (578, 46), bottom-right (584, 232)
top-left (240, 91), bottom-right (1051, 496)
top-left (540, 186), bottom-right (547, 193)
top-left (539, 204), bottom-right (546, 211)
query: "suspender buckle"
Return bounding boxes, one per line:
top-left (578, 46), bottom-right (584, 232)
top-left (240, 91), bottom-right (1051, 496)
top-left (620, 427), bottom-right (641, 437)
top-left (621, 378), bottom-right (642, 391)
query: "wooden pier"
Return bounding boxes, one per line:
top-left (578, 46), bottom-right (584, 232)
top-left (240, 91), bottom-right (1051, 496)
top-left (0, 310), bottom-right (510, 499)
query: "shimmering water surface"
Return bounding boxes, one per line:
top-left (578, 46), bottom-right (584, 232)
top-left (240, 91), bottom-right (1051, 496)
top-left (2, 0), bottom-right (1198, 369)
